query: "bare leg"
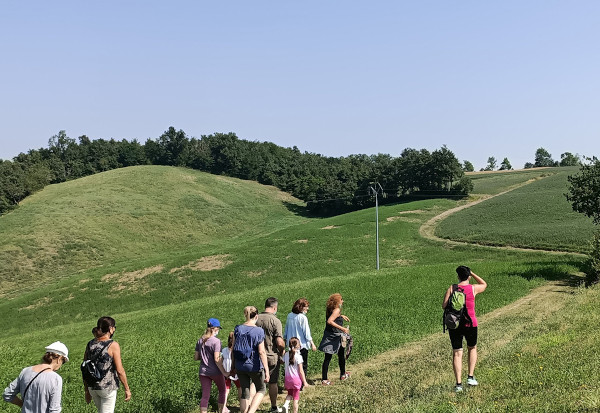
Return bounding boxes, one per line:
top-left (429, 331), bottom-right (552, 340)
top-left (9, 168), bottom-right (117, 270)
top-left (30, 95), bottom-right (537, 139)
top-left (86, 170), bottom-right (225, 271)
top-left (240, 398), bottom-right (249, 413)
top-left (247, 391), bottom-right (265, 413)
top-left (452, 349), bottom-right (463, 384)
top-left (467, 346), bottom-right (477, 376)
top-left (293, 399), bottom-right (299, 413)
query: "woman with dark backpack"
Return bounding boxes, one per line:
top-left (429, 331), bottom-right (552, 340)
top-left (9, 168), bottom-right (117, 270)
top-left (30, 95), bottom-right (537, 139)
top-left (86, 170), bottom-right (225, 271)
top-left (3, 341), bottom-right (69, 412)
top-left (231, 306), bottom-right (269, 413)
top-left (83, 317), bottom-right (131, 413)
top-left (442, 266), bottom-right (487, 392)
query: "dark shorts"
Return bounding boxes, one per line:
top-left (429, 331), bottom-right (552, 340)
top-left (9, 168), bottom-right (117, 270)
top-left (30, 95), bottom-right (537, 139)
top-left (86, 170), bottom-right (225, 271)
top-left (238, 370), bottom-right (266, 399)
top-left (267, 362), bottom-right (280, 384)
top-left (449, 326), bottom-right (478, 350)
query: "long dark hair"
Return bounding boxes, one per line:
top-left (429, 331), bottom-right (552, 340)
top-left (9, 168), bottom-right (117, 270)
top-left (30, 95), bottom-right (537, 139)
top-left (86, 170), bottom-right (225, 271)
top-left (288, 337), bottom-right (300, 365)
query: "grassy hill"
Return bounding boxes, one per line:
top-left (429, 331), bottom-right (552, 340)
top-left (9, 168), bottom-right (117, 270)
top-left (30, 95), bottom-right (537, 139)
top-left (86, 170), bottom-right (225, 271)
top-left (0, 165), bottom-right (592, 412)
top-left (0, 165), bottom-right (306, 297)
top-left (437, 167), bottom-right (594, 252)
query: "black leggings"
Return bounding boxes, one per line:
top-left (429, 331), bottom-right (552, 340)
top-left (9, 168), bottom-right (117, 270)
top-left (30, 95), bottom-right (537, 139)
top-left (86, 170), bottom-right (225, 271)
top-left (321, 346), bottom-right (345, 380)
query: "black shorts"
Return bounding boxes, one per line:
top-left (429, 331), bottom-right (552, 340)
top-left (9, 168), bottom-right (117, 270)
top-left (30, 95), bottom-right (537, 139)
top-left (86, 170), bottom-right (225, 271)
top-left (448, 325), bottom-right (478, 350)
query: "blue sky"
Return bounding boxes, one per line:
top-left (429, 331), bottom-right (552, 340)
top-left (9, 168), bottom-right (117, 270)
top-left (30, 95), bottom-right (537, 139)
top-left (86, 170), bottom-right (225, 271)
top-left (1, 1), bottom-right (598, 170)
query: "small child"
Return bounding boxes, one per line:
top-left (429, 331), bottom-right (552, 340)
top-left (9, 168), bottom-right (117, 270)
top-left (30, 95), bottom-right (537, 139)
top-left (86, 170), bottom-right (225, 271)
top-left (283, 337), bottom-right (310, 413)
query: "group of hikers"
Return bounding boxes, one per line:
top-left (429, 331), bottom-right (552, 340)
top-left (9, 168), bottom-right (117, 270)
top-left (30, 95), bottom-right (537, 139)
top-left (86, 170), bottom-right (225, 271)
top-left (195, 294), bottom-right (350, 413)
top-left (3, 266), bottom-right (486, 412)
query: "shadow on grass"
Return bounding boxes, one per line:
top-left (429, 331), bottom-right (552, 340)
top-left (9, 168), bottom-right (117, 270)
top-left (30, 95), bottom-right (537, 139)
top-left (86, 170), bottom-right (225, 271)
top-left (507, 259), bottom-right (588, 287)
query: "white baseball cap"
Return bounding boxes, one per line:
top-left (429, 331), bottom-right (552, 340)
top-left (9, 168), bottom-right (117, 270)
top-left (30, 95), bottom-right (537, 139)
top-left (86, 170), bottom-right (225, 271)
top-left (45, 341), bottom-right (69, 362)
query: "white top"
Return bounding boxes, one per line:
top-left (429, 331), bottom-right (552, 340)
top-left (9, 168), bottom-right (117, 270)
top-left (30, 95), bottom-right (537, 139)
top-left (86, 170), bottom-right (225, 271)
top-left (220, 347), bottom-right (238, 380)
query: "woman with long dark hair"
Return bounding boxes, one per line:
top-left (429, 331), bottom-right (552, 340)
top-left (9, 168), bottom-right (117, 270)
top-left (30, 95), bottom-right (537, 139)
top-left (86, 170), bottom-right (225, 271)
top-left (83, 316), bottom-right (131, 413)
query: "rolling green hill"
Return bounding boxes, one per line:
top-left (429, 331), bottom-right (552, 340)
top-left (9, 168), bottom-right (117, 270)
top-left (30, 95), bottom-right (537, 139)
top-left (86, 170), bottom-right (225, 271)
top-left (0, 165), bottom-right (306, 297)
top-left (0, 165), bottom-right (592, 412)
top-left (437, 167), bottom-right (594, 252)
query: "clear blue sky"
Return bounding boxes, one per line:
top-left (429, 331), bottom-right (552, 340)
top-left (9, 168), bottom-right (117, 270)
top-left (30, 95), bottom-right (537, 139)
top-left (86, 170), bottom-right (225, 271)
top-left (1, 1), bottom-right (598, 170)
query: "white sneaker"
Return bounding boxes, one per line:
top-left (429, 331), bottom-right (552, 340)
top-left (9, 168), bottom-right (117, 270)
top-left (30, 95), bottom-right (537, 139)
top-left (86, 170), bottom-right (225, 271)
top-left (269, 407), bottom-right (283, 413)
top-left (467, 377), bottom-right (478, 386)
top-left (454, 384), bottom-right (463, 393)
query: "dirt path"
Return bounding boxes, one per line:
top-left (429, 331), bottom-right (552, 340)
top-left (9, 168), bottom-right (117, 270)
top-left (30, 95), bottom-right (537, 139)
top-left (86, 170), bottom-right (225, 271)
top-left (419, 177), bottom-right (587, 257)
top-left (298, 280), bottom-right (575, 411)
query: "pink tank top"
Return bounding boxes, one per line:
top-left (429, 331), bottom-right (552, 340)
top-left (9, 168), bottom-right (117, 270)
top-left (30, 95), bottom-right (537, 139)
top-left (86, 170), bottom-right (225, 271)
top-left (458, 284), bottom-right (477, 327)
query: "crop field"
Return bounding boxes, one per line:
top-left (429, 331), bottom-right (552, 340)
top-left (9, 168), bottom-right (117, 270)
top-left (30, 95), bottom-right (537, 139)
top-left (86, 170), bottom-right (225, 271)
top-left (467, 168), bottom-right (554, 195)
top-left (437, 167), bottom-right (594, 253)
top-left (0, 165), bottom-right (594, 412)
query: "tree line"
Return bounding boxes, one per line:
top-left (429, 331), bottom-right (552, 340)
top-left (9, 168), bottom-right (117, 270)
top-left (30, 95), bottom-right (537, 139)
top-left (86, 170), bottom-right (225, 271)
top-left (0, 128), bottom-right (474, 215)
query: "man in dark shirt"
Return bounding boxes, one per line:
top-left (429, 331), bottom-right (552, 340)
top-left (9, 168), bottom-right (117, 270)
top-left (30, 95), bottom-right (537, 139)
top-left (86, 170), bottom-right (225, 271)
top-left (256, 297), bottom-right (285, 413)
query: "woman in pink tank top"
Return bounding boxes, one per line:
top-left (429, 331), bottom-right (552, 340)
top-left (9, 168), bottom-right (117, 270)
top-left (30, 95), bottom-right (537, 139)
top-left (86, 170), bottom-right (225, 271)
top-left (442, 266), bottom-right (487, 392)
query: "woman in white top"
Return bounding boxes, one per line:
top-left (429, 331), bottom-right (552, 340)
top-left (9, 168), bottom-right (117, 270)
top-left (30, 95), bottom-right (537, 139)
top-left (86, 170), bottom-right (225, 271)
top-left (3, 341), bottom-right (69, 413)
top-left (284, 298), bottom-right (316, 387)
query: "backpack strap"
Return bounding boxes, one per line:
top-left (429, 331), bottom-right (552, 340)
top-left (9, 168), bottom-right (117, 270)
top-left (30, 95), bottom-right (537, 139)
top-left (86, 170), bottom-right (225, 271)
top-left (23, 367), bottom-right (51, 399)
top-left (85, 340), bottom-right (112, 363)
top-left (443, 285), bottom-right (459, 333)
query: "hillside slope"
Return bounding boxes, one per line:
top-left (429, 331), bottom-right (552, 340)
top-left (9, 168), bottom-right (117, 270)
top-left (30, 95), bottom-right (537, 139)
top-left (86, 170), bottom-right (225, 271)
top-left (0, 165), bottom-right (305, 296)
top-left (436, 167), bottom-right (594, 252)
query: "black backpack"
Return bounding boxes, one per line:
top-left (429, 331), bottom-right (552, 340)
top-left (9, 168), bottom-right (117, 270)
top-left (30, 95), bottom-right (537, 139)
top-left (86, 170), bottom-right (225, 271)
top-left (443, 284), bottom-right (472, 333)
top-left (81, 340), bottom-right (112, 384)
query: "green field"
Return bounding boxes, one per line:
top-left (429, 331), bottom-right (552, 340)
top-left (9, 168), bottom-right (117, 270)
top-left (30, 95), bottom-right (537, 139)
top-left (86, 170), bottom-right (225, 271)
top-left (438, 167), bottom-right (594, 253)
top-left (0, 165), bottom-right (594, 412)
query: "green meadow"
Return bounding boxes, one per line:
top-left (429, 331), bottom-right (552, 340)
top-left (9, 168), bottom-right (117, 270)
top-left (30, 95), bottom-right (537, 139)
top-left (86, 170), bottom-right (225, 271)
top-left (437, 167), bottom-right (594, 253)
top-left (0, 165), bottom-right (594, 412)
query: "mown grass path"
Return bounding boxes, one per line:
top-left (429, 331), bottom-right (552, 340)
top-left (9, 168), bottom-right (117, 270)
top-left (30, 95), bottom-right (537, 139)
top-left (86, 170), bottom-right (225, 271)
top-left (297, 280), bottom-right (576, 412)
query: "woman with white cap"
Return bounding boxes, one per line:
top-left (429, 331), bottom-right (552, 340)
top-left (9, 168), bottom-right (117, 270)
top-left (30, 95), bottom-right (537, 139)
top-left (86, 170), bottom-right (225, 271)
top-left (194, 317), bottom-right (229, 413)
top-left (83, 316), bottom-right (131, 413)
top-left (2, 341), bottom-right (69, 413)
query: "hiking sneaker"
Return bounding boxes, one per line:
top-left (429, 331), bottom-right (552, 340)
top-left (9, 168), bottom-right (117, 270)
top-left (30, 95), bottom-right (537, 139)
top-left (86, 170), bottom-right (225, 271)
top-left (467, 377), bottom-right (478, 386)
top-left (454, 384), bottom-right (463, 393)
top-left (340, 372), bottom-right (351, 381)
top-left (269, 408), bottom-right (282, 413)
top-left (321, 380), bottom-right (331, 386)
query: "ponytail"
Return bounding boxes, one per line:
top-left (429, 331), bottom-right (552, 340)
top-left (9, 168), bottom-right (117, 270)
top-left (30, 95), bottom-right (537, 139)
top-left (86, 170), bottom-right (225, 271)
top-left (288, 337), bottom-right (300, 365)
top-left (96, 316), bottom-right (115, 335)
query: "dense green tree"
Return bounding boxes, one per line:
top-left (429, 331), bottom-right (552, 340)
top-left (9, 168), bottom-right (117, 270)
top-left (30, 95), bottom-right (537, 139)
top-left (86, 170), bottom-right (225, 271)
top-left (560, 152), bottom-right (581, 167)
top-left (566, 158), bottom-right (600, 284)
top-left (499, 157), bottom-right (513, 170)
top-left (566, 159), bottom-right (600, 224)
top-left (534, 147), bottom-right (555, 167)
top-left (462, 160), bottom-right (474, 172)
top-left (524, 162), bottom-right (534, 169)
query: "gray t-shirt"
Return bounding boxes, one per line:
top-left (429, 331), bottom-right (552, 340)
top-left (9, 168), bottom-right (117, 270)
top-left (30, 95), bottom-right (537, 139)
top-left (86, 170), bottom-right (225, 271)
top-left (3, 367), bottom-right (62, 413)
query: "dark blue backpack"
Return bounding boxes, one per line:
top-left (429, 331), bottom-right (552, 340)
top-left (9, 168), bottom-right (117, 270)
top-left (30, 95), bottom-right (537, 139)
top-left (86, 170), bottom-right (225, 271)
top-left (233, 326), bottom-right (254, 362)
